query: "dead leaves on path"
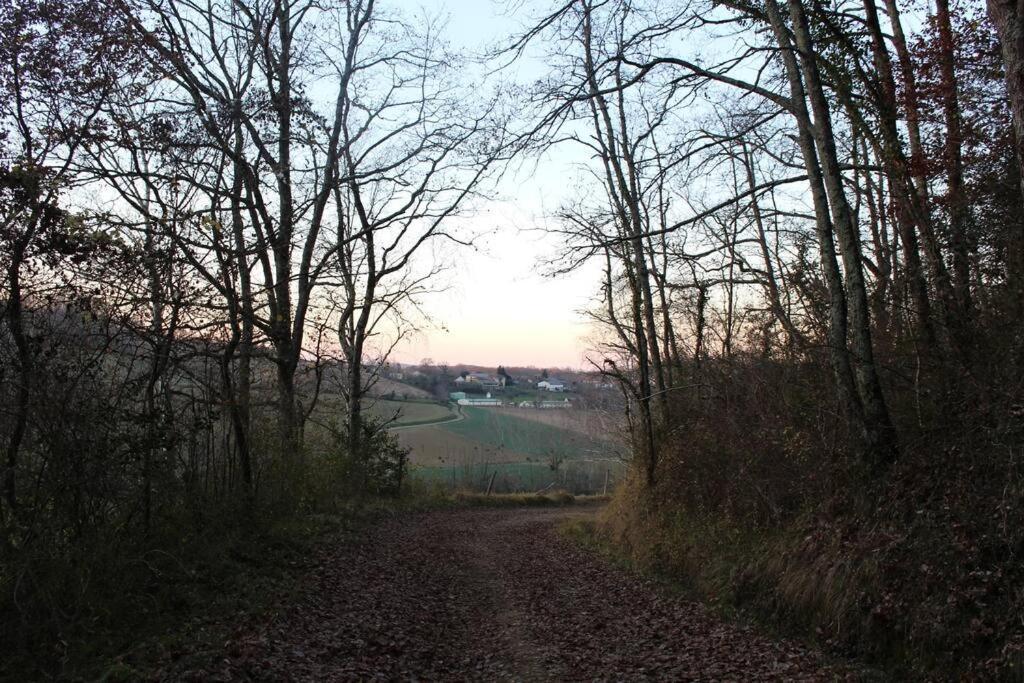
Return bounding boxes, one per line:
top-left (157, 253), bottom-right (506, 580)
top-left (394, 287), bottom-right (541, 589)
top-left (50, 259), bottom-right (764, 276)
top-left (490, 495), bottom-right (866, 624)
top-left (165, 509), bottom-right (848, 681)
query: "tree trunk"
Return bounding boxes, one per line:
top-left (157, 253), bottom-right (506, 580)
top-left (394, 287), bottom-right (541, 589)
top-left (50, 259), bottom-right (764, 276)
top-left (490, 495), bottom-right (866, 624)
top-left (787, 0), bottom-right (898, 468)
top-left (4, 252), bottom-right (30, 515)
top-left (934, 0), bottom-right (973, 318)
top-left (276, 354), bottom-right (299, 455)
top-left (988, 0), bottom-right (1024, 327)
top-left (347, 333), bottom-right (365, 465)
top-left (859, 0), bottom-right (946, 350)
top-left (580, 3), bottom-right (661, 482)
top-left (883, 0), bottom-right (931, 198)
top-left (694, 283), bottom-right (708, 369)
top-left (763, 0), bottom-right (865, 445)
top-left (230, 143), bottom-right (254, 493)
top-left (272, 1), bottom-right (299, 458)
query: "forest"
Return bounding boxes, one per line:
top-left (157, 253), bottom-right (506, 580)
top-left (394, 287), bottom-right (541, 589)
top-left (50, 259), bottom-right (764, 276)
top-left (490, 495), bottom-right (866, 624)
top-left (3, 0), bottom-right (1024, 678)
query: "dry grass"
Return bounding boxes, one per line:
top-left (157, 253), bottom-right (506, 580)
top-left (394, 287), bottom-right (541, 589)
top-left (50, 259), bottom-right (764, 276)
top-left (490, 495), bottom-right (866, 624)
top-left (592, 445), bottom-right (1024, 680)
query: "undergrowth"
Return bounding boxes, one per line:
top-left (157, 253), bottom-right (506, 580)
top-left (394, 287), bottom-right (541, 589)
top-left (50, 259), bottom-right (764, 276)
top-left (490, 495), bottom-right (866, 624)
top-left (580, 352), bottom-right (1024, 680)
top-left (594, 456), bottom-right (1024, 680)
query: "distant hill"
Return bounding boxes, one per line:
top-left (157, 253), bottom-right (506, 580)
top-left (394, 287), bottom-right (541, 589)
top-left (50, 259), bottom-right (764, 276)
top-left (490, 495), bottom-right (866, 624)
top-left (424, 363), bottom-right (597, 382)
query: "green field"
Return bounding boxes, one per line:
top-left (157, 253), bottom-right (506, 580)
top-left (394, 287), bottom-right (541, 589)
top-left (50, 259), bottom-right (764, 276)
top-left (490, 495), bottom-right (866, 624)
top-left (438, 406), bottom-right (607, 459)
top-left (363, 399), bottom-right (455, 427)
top-left (395, 405), bottom-right (623, 493)
top-left (410, 459), bottom-right (625, 494)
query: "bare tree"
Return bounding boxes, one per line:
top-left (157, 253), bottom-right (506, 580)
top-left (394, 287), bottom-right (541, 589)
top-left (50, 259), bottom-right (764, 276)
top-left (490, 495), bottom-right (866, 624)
top-left (321, 1), bottom-right (510, 467)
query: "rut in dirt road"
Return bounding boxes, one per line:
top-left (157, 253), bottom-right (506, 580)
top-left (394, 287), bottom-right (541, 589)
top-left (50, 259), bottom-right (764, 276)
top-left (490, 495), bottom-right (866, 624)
top-left (180, 507), bottom-right (847, 681)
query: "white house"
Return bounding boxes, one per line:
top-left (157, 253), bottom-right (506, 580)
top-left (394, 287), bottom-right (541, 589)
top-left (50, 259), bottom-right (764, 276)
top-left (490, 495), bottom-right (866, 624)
top-left (544, 379), bottom-right (567, 392)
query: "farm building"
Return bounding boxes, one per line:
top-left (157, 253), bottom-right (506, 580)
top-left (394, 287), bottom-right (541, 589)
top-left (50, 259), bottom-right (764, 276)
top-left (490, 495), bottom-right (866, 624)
top-left (539, 399), bottom-right (571, 409)
top-left (467, 372), bottom-right (501, 387)
top-left (537, 379), bottom-right (567, 392)
top-left (457, 392), bottom-right (502, 406)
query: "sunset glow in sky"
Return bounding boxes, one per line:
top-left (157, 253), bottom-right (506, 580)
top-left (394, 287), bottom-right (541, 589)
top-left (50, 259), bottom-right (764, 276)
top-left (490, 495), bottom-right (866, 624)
top-left (390, 1), bottom-right (603, 370)
top-left (392, 196), bottom-right (603, 370)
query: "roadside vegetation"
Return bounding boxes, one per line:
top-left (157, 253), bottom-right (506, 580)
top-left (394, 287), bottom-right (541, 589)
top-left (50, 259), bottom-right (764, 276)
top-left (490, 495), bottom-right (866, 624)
top-left (513, 0), bottom-right (1024, 677)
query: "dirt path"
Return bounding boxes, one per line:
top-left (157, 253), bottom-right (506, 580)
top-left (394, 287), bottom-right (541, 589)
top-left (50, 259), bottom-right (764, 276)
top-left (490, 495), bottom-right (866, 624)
top-left (171, 507), bottom-right (848, 681)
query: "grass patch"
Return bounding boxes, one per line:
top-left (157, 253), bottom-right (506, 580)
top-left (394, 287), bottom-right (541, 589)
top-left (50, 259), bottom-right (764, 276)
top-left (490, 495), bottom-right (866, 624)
top-left (445, 490), bottom-right (611, 507)
top-left (362, 398), bottom-right (454, 426)
top-left (585, 469), bottom-right (1024, 680)
top-left (558, 503), bottom-right (881, 680)
top-left (558, 516), bottom-right (602, 547)
top-left (409, 459), bottom-right (620, 494)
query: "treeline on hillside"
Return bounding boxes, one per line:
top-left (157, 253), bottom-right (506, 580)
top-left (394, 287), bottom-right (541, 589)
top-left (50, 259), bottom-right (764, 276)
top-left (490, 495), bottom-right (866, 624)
top-left (513, 0), bottom-right (1024, 676)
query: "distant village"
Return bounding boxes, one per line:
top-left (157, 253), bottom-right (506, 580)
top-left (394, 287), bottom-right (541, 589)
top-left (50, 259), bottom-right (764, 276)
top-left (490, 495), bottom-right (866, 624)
top-left (380, 362), bottom-right (617, 409)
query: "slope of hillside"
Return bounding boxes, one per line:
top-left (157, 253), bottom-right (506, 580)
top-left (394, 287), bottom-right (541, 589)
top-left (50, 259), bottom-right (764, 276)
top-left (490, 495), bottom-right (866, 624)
top-left (366, 378), bottom-right (432, 400)
top-left (364, 399), bottom-right (454, 427)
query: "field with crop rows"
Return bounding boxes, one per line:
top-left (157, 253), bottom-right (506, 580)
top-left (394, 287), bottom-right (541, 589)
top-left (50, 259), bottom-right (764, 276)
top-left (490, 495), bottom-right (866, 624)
top-left (399, 406), bottom-right (624, 493)
top-left (504, 406), bottom-right (625, 441)
top-left (441, 406), bottom-right (609, 458)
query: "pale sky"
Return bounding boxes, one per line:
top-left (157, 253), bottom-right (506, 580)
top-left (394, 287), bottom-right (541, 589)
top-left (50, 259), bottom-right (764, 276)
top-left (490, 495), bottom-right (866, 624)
top-left (390, 0), bottom-right (604, 370)
top-left (395, 197), bottom-right (603, 370)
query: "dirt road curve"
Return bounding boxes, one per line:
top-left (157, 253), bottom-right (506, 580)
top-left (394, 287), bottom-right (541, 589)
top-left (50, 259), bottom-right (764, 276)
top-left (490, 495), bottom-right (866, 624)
top-left (179, 507), bottom-right (846, 681)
